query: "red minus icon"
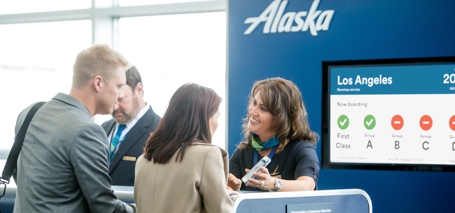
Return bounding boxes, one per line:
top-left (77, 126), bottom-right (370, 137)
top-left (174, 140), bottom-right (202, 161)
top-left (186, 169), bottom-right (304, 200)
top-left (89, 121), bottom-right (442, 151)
top-left (450, 115), bottom-right (455, 131)
top-left (419, 115), bottom-right (432, 131)
top-left (391, 115), bottom-right (404, 130)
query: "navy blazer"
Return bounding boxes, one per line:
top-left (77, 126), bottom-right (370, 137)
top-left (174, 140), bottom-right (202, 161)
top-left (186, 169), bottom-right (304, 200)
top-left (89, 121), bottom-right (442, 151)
top-left (101, 106), bottom-right (161, 186)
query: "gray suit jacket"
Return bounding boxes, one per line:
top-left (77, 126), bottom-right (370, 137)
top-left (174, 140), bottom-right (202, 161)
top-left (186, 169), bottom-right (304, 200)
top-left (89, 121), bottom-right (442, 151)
top-left (13, 93), bottom-right (134, 213)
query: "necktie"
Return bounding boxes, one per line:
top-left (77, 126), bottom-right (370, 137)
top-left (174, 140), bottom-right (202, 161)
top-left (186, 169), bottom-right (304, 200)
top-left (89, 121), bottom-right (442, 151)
top-left (110, 124), bottom-right (126, 162)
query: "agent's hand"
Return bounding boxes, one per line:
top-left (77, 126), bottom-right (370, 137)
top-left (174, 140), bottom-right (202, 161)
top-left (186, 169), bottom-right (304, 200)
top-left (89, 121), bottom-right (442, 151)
top-left (227, 173), bottom-right (242, 191)
top-left (245, 167), bottom-right (274, 191)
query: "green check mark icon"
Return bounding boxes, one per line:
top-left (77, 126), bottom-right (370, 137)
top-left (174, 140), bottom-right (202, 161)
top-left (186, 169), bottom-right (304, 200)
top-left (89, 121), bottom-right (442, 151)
top-left (337, 115), bottom-right (349, 130)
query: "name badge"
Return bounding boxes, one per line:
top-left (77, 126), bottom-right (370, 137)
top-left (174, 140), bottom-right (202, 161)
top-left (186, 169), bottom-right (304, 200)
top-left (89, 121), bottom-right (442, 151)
top-left (271, 174), bottom-right (282, 179)
top-left (123, 156), bottom-right (137, 161)
top-left (270, 165), bottom-right (281, 179)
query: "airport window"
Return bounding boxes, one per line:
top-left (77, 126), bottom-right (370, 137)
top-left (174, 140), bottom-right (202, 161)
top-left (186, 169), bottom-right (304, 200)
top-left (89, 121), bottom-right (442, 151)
top-left (119, 0), bottom-right (215, 6)
top-left (114, 12), bottom-right (227, 148)
top-left (0, 1), bottom-right (227, 175)
top-left (0, 0), bottom-right (90, 15)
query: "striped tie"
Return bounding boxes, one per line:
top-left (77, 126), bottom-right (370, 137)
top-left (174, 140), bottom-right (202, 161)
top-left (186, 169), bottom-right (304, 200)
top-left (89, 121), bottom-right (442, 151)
top-left (110, 124), bottom-right (126, 162)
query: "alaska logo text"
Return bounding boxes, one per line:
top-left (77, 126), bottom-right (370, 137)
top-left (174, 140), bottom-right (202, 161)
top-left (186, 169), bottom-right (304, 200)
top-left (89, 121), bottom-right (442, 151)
top-left (244, 0), bottom-right (335, 36)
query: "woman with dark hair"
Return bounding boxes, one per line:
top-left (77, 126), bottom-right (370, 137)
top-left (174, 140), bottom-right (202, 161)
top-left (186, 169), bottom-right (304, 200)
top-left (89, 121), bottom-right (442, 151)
top-left (134, 83), bottom-right (233, 213)
top-left (227, 77), bottom-right (320, 192)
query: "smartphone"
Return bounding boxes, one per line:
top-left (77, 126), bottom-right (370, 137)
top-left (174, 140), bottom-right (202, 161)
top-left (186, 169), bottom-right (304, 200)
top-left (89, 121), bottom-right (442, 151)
top-left (241, 156), bottom-right (271, 184)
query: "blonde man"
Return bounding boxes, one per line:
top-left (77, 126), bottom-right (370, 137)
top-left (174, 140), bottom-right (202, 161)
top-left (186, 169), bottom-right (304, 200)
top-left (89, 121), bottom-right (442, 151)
top-left (13, 44), bottom-right (136, 213)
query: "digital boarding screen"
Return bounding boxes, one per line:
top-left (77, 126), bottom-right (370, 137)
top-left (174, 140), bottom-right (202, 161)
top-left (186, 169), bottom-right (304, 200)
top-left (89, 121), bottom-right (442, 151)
top-left (322, 57), bottom-right (455, 171)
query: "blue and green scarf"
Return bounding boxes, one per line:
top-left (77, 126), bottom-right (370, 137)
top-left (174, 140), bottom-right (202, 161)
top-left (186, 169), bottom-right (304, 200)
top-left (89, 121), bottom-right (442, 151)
top-left (251, 133), bottom-right (279, 152)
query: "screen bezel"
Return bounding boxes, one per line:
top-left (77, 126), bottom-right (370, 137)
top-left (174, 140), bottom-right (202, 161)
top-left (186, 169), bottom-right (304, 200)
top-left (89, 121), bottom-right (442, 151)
top-left (321, 56), bottom-right (455, 172)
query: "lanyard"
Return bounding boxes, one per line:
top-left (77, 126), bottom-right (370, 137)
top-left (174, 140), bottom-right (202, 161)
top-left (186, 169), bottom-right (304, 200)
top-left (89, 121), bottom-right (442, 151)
top-left (254, 145), bottom-right (278, 166)
top-left (251, 145), bottom-right (278, 191)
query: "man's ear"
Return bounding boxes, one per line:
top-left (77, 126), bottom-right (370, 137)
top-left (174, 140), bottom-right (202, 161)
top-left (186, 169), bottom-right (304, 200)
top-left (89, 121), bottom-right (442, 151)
top-left (135, 82), bottom-right (144, 95)
top-left (94, 75), bottom-right (103, 92)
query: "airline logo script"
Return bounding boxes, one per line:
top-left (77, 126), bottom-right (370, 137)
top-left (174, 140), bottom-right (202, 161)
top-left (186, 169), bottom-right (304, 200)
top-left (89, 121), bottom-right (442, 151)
top-left (244, 0), bottom-right (335, 36)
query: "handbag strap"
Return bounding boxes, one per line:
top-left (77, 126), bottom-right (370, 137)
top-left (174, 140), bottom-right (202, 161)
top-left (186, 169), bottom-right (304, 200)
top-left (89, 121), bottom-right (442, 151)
top-left (1, 101), bottom-right (46, 184)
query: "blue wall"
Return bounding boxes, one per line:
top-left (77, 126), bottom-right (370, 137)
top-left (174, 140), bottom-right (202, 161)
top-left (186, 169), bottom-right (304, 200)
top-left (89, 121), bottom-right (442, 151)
top-left (227, 0), bottom-right (455, 212)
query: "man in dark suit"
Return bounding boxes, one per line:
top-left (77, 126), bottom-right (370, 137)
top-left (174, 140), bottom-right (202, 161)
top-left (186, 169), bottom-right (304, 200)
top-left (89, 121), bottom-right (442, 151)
top-left (102, 65), bottom-right (161, 186)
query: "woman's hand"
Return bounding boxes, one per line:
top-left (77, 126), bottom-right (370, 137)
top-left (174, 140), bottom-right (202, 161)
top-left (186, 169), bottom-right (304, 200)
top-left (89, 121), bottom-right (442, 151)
top-left (245, 167), bottom-right (275, 191)
top-left (246, 167), bottom-right (316, 191)
top-left (227, 173), bottom-right (242, 191)
top-left (226, 186), bottom-right (239, 196)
